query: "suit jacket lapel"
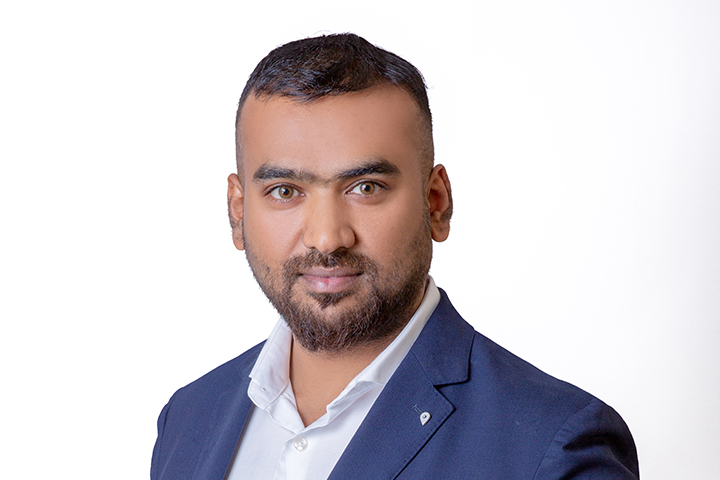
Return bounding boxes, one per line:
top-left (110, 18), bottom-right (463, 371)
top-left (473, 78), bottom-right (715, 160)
top-left (193, 357), bottom-right (257, 480)
top-left (329, 290), bottom-right (475, 480)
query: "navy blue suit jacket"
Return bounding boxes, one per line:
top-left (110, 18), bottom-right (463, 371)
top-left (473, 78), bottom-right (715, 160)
top-left (151, 291), bottom-right (639, 479)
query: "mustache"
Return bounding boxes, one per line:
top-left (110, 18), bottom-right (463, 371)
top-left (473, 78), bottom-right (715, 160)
top-left (283, 249), bottom-right (377, 276)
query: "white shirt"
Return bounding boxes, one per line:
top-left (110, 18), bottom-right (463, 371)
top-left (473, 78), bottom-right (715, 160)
top-left (226, 278), bottom-right (441, 480)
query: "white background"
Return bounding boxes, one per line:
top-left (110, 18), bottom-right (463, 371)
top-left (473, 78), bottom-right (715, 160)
top-left (1, 1), bottom-right (718, 478)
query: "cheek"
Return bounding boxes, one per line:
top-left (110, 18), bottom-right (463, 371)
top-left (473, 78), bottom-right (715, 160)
top-left (243, 199), bottom-right (303, 267)
top-left (355, 194), bottom-right (428, 263)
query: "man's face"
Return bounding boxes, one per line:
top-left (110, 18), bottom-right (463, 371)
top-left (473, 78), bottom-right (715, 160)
top-left (228, 86), bottom-right (450, 353)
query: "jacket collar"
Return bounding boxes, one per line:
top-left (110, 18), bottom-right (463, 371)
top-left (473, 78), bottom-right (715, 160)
top-left (409, 288), bottom-right (475, 386)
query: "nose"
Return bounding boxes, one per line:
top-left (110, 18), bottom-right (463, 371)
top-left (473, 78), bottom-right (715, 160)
top-left (302, 195), bottom-right (356, 254)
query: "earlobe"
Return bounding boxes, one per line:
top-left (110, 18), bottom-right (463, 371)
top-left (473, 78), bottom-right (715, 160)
top-left (426, 164), bottom-right (452, 242)
top-left (227, 173), bottom-right (245, 251)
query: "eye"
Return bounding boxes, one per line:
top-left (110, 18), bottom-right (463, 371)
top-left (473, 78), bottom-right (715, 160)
top-left (349, 181), bottom-right (381, 196)
top-left (268, 185), bottom-right (298, 200)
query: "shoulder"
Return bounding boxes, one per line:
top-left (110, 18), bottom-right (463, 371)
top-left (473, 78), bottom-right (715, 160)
top-left (155, 341), bottom-right (264, 446)
top-left (166, 341), bottom-right (264, 412)
top-left (178, 342), bottom-right (263, 395)
top-left (466, 328), bottom-right (595, 417)
top-left (438, 324), bottom-right (607, 446)
top-left (411, 291), bottom-right (639, 477)
top-left (151, 342), bottom-right (264, 479)
top-left (423, 290), bottom-right (606, 415)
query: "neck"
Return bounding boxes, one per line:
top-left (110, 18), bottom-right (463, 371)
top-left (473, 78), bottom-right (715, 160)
top-left (288, 334), bottom-right (396, 427)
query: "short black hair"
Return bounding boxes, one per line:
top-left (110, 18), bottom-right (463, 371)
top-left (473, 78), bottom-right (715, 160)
top-left (235, 33), bottom-right (433, 175)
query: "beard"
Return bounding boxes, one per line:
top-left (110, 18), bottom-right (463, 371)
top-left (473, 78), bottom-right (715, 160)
top-left (243, 218), bottom-right (432, 353)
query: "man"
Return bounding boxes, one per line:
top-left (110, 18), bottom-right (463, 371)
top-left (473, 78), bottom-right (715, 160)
top-left (151, 33), bottom-right (639, 479)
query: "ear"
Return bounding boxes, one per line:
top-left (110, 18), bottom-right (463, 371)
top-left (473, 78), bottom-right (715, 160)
top-left (426, 164), bottom-right (453, 242)
top-left (227, 173), bottom-right (245, 251)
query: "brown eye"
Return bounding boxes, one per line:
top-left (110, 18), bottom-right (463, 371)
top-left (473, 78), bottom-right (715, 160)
top-left (350, 182), bottom-right (379, 195)
top-left (269, 185), bottom-right (297, 200)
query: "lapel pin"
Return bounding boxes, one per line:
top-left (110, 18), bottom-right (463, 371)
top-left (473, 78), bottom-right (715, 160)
top-left (412, 405), bottom-right (432, 426)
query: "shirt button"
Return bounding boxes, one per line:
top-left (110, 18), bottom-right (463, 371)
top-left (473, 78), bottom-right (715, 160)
top-left (293, 437), bottom-right (308, 452)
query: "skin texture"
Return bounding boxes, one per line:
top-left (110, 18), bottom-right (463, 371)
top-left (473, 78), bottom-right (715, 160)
top-left (227, 86), bottom-right (452, 425)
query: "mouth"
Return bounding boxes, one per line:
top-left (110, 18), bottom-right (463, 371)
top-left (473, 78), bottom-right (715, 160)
top-left (298, 267), bottom-right (363, 294)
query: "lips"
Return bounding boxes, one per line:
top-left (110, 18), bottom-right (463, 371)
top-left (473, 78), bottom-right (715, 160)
top-left (299, 267), bottom-right (362, 294)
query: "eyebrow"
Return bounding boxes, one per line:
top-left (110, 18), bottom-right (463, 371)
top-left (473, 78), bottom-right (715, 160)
top-left (252, 158), bottom-right (401, 185)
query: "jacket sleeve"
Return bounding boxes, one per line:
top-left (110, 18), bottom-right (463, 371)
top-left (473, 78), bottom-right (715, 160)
top-left (150, 393), bottom-right (175, 480)
top-left (533, 398), bottom-right (639, 479)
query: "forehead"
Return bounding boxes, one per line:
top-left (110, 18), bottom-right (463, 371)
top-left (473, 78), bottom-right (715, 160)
top-left (237, 86), bottom-right (424, 179)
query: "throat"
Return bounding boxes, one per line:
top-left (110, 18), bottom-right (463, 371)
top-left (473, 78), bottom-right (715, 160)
top-left (288, 336), bottom-right (394, 427)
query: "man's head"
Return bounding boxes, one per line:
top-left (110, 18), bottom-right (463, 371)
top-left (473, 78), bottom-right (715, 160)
top-left (228, 34), bottom-right (452, 354)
